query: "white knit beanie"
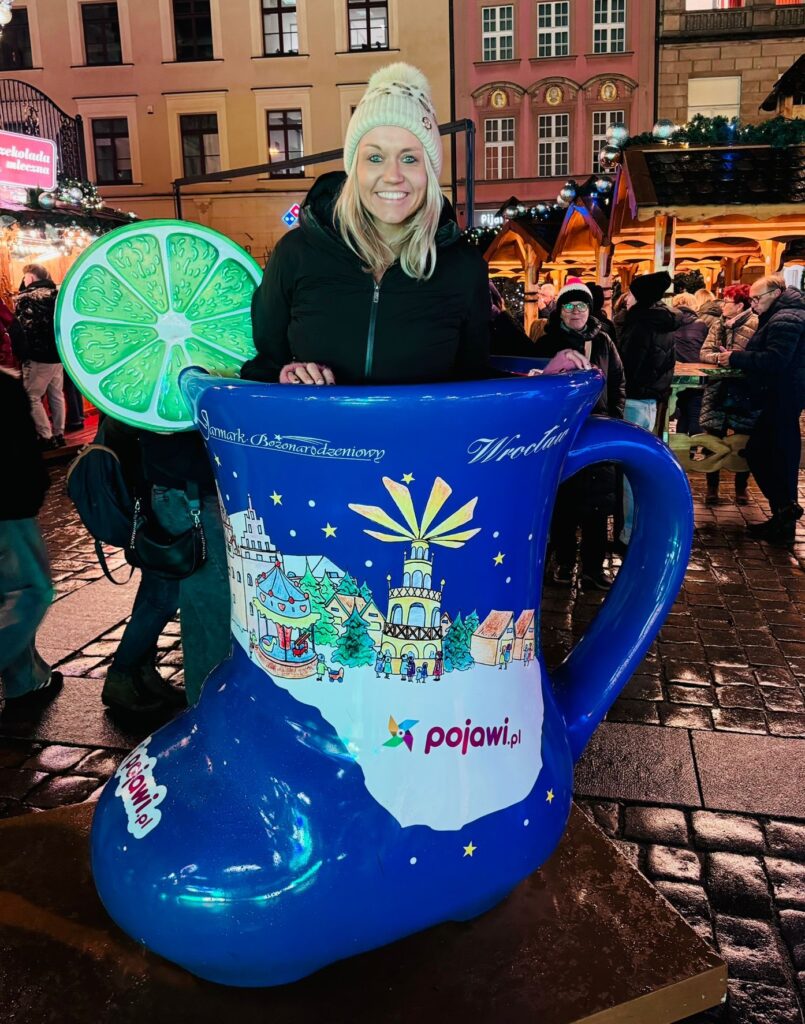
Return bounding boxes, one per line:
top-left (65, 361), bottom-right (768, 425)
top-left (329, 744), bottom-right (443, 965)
top-left (557, 279), bottom-right (593, 307)
top-left (343, 63), bottom-right (443, 176)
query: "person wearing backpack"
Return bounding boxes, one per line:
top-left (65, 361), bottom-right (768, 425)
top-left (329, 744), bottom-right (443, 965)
top-left (12, 264), bottom-right (66, 450)
top-left (0, 370), bottom-right (62, 713)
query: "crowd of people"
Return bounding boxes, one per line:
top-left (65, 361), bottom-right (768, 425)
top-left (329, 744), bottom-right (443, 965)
top-left (1, 61), bottom-right (803, 725)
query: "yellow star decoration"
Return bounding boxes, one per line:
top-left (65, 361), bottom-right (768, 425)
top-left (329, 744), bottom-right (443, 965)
top-left (463, 841), bottom-right (477, 858)
top-left (270, 491), bottom-right (282, 506)
top-left (322, 523), bottom-right (337, 538)
top-left (213, 455), bottom-right (221, 466)
top-left (493, 552), bottom-right (505, 566)
top-left (546, 789), bottom-right (555, 804)
top-left (402, 472), bottom-right (415, 484)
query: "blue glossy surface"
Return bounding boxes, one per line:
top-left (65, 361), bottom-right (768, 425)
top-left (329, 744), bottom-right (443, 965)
top-left (91, 367), bottom-right (692, 986)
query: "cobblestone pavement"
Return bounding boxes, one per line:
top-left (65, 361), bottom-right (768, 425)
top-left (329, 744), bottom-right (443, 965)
top-left (2, 463), bottom-right (805, 1023)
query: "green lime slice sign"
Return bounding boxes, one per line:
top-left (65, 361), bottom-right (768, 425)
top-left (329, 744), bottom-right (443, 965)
top-left (56, 219), bottom-right (262, 432)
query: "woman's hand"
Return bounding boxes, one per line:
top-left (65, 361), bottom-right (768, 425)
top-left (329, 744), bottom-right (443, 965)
top-left (533, 349), bottom-right (592, 376)
top-left (279, 362), bottom-right (336, 385)
top-left (715, 350), bottom-right (732, 368)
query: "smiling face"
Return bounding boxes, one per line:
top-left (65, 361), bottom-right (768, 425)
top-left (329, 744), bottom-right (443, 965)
top-left (560, 300), bottom-right (590, 332)
top-left (355, 126), bottom-right (428, 240)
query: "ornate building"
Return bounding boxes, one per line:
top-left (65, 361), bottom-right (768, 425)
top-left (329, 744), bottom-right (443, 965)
top-left (381, 542), bottom-right (444, 673)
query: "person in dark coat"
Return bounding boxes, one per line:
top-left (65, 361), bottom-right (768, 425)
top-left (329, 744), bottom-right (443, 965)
top-left (615, 270), bottom-right (677, 543)
top-left (668, 291), bottom-right (709, 436)
top-left (488, 281), bottom-right (537, 359)
top-left (587, 282), bottom-right (616, 344)
top-left (243, 62), bottom-right (579, 386)
top-left (716, 275), bottom-right (805, 544)
top-left (537, 281), bottom-right (625, 591)
top-left (12, 264), bottom-right (65, 449)
top-left (0, 372), bottom-right (62, 713)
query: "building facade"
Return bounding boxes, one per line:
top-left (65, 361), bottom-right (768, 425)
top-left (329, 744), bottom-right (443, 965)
top-left (658, 0), bottom-right (805, 126)
top-left (0, 0), bottom-right (452, 260)
top-left (453, 0), bottom-right (656, 226)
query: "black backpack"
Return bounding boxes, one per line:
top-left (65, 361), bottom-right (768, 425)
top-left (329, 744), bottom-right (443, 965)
top-left (66, 426), bottom-right (137, 584)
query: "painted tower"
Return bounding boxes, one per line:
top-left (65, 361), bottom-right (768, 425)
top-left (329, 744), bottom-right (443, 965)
top-left (381, 542), bottom-right (445, 672)
top-left (221, 493), bottom-right (281, 637)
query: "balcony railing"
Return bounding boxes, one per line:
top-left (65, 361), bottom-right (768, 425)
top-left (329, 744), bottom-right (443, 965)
top-left (665, 3), bottom-right (805, 40)
top-left (0, 79), bottom-right (86, 180)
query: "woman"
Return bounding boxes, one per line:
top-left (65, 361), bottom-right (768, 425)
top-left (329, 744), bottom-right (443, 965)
top-left (537, 281), bottom-right (625, 590)
top-left (699, 284), bottom-right (759, 505)
top-left (694, 288), bottom-right (723, 340)
top-left (668, 292), bottom-right (708, 437)
top-left (242, 63), bottom-right (584, 386)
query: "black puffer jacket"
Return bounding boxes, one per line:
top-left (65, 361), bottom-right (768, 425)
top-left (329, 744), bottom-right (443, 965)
top-left (242, 172), bottom-right (490, 384)
top-left (616, 302), bottom-right (678, 401)
top-left (728, 287), bottom-right (805, 408)
top-left (538, 313), bottom-right (625, 513)
top-left (12, 278), bottom-right (59, 363)
top-left (668, 306), bottom-right (707, 363)
top-left (0, 371), bottom-right (49, 519)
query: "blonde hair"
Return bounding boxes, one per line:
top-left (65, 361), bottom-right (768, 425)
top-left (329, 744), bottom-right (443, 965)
top-left (694, 288), bottom-right (716, 309)
top-left (333, 154), bottom-right (444, 281)
top-left (672, 292), bottom-right (698, 310)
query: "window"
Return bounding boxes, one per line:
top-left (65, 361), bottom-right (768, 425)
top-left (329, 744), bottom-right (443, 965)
top-left (0, 7), bottom-right (32, 70)
top-left (484, 117), bottom-right (515, 179)
top-left (92, 118), bottom-right (132, 183)
top-left (685, 1), bottom-right (744, 8)
top-left (538, 113), bottom-right (568, 177)
top-left (537, 2), bottom-right (569, 58)
top-left (82, 3), bottom-right (122, 65)
top-left (267, 109), bottom-right (303, 176)
top-left (591, 109), bottom-right (624, 172)
top-left (593, 0), bottom-right (625, 54)
top-left (172, 0), bottom-right (213, 61)
top-left (347, 0), bottom-right (389, 51)
top-left (688, 76), bottom-right (741, 118)
top-left (179, 113), bottom-right (220, 176)
top-left (263, 0), bottom-right (298, 55)
top-left (481, 5), bottom-right (514, 61)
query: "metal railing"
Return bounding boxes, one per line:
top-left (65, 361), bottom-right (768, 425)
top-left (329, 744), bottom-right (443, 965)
top-left (172, 118), bottom-right (476, 226)
top-left (0, 79), bottom-right (86, 179)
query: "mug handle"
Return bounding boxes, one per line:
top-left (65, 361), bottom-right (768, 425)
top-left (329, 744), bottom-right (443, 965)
top-left (550, 416), bottom-right (693, 763)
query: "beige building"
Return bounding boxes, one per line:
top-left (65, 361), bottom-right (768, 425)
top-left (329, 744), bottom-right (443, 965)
top-left (658, 1), bottom-right (805, 126)
top-left (0, 0), bottom-right (452, 261)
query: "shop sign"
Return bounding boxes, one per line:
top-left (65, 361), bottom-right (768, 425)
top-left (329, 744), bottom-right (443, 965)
top-left (282, 203), bottom-right (301, 228)
top-left (0, 129), bottom-right (57, 191)
top-left (476, 209), bottom-right (504, 228)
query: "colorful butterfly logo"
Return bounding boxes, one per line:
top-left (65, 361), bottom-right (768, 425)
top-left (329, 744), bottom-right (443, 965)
top-left (383, 716), bottom-right (418, 752)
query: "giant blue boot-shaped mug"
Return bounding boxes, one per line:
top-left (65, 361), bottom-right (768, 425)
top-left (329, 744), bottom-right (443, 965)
top-left (91, 363), bottom-right (693, 986)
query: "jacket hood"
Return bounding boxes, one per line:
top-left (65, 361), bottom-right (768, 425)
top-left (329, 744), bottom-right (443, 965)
top-left (300, 171), bottom-right (460, 250)
top-left (626, 302), bottom-right (677, 331)
top-left (698, 300), bottom-right (722, 317)
top-left (19, 279), bottom-right (57, 298)
top-left (675, 306), bottom-right (699, 325)
top-left (772, 287), bottom-right (805, 313)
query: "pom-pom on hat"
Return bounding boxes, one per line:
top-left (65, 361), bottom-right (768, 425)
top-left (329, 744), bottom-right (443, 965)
top-left (343, 63), bottom-right (443, 176)
top-left (557, 279), bottom-right (593, 309)
top-left (629, 270), bottom-right (672, 307)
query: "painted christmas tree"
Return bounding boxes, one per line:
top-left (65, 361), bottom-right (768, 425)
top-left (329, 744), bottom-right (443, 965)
top-left (319, 572), bottom-right (338, 605)
top-left (299, 563), bottom-right (338, 646)
top-left (338, 572), bottom-right (361, 597)
top-left (443, 612), bottom-right (474, 672)
top-left (333, 607), bottom-right (376, 668)
top-left (464, 610), bottom-right (480, 640)
top-left (359, 580), bottom-right (373, 603)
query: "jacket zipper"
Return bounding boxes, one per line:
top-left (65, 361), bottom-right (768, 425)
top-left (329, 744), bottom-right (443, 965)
top-left (364, 280), bottom-right (381, 379)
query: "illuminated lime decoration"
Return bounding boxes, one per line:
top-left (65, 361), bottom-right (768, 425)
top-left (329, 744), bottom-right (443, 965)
top-left (56, 219), bottom-right (262, 433)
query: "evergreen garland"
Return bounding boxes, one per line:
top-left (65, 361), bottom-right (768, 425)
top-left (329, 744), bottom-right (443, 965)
top-left (623, 114), bottom-right (805, 151)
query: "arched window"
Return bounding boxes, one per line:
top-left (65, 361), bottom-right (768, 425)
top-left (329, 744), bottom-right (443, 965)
top-left (424, 574), bottom-right (431, 589)
top-left (412, 570), bottom-right (423, 588)
top-left (237, 571), bottom-right (242, 582)
top-left (408, 603), bottom-right (426, 627)
top-left (431, 608), bottom-right (440, 627)
top-left (247, 574), bottom-right (253, 586)
top-left (403, 572), bottom-right (411, 586)
top-left (391, 604), bottom-right (403, 624)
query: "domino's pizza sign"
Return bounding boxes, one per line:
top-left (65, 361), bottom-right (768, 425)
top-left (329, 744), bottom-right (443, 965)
top-left (282, 203), bottom-right (301, 228)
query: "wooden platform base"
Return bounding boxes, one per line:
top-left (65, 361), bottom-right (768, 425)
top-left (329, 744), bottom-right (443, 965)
top-left (0, 803), bottom-right (725, 1024)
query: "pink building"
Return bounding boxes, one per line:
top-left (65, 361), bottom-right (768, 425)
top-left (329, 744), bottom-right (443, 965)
top-left (453, 1), bottom-right (657, 226)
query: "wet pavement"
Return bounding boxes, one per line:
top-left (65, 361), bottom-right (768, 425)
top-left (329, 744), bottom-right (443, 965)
top-left (2, 462), bottom-right (805, 1023)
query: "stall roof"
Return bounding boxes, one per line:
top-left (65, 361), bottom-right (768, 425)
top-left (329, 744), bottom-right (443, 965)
top-left (761, 55), bottom-right (805, 112)
top-left (622, 144), bottom-right (805, 221)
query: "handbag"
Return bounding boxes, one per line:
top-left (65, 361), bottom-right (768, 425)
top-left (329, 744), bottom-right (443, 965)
top-left (129, 481), bottom-right (207, 581)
